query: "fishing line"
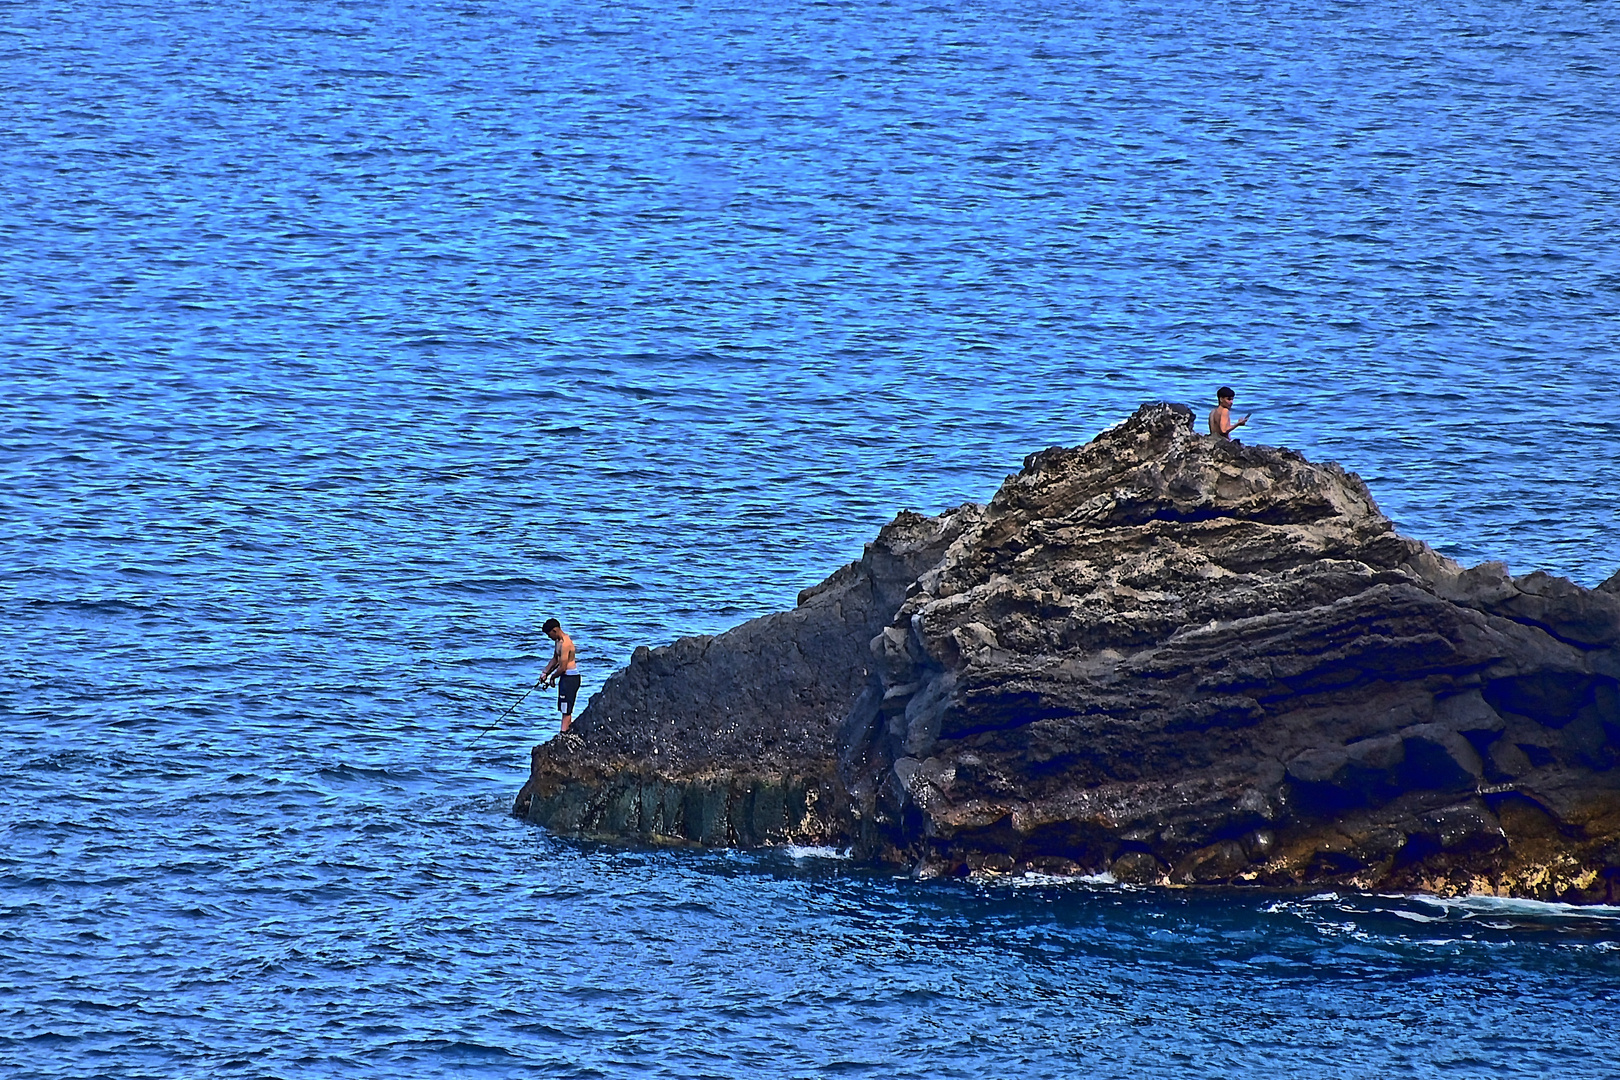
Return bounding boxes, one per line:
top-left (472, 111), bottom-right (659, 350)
top-left (466, 681), bottom-right (540, 749)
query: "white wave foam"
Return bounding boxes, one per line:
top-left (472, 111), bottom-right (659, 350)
top-left (1411, 893), bottom-right (1620, 920)
top-left (1391, 909), bottom-right (1442, 923)
top-left (781, 845), bottom-right (852, 860)
top-left (993, 869), bottom-right (1120, 887)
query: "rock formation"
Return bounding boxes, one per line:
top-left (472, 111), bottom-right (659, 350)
top-left (516, 403), bottom-right (1620, 903)
top-left (512, 505), bottom-right (973, 847)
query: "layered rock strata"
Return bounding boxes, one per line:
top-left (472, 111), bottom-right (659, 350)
top-left (516, 403), bottom-right (1620, 903)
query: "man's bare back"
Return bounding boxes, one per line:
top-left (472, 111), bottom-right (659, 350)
top-left (1208, 387), bottom-right (1249, 439)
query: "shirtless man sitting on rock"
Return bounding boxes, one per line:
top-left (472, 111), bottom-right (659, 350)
top-left (1208, 386), bottom-right (1249, 439)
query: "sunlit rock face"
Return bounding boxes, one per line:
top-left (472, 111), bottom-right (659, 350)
top-left (518, 402), bottom-right (1620, 903)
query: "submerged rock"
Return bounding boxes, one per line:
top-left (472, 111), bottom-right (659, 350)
top-left (516, 403), bottom-right (1620, 903)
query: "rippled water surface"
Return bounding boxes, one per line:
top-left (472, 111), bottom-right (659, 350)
top-left (4, 0), bottom-right (1619, 1076)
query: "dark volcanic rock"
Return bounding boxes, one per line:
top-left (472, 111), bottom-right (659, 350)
top-left (514, 506), bottom-right (977, 846)
top-left (516, 403), bottom-right (1620, 902)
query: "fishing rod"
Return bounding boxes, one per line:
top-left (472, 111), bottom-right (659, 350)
top-left (466, 679), bottom-right (544, 750)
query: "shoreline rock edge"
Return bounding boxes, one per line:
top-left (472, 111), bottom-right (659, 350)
top-left (516, 403), bottom-right (1620, 903)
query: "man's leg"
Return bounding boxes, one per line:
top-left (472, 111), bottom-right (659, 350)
top-left (559, 674), bottom-right (580, 734)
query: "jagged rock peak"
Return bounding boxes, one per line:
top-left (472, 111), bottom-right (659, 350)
top-left (996, 401), bottom-right (1384, 532)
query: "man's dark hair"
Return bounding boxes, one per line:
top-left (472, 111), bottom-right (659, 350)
top-left (542, 618), bottom-right (561, 634)
top-left (1217, 386), bottom-right (1235, 400)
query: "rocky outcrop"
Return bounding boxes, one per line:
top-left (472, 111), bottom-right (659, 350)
top-left (513, 506), bottom-right (977, 846)
top-left (515, 403), bottom-right (1620, 903)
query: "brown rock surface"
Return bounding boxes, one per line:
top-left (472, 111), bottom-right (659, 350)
top-left (516, 402), bottom-right (1620, 902)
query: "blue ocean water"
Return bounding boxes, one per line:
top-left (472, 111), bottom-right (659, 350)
top-left (3, 0), bottom-right (1619, 1076)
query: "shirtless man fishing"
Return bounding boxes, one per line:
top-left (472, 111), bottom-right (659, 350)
top-left (537, 618), bottom-right (581, 734)
top-left (1208, 386), bottom-right (1249, 440)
